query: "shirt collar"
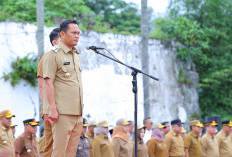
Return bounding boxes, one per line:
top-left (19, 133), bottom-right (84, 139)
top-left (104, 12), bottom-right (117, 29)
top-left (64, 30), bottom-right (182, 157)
top-left (0, 124), bottom-right (9, 131)
top-left (59, 42), bottom-right (78, 54)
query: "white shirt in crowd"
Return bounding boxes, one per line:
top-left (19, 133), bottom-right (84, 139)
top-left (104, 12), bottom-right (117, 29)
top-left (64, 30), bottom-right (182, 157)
top-left (143, 129), bottom-right (152, 144)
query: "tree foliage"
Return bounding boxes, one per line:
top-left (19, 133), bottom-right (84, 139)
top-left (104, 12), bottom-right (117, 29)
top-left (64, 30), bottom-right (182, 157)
top-left (156, 0), bottom-right (232, 119)
top-left (0, 0), bottom-right (141, 34)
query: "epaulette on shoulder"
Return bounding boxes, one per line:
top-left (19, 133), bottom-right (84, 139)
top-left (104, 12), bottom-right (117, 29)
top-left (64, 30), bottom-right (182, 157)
top-left (51, 45), bottom-right (60, 53)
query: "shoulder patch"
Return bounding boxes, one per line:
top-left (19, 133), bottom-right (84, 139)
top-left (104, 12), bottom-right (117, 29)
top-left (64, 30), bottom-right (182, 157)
top-left (52, 45), bottom-right (60, 53)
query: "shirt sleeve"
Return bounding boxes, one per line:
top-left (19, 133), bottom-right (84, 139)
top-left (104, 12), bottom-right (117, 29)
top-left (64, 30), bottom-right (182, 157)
top-left (42, 51), bottom-right (57, 79)
top-left (147, 140), bottom-right (156, 157)
top-left (201, 136), bottom-right (207, 157)
top-left (15, 136), bottom-right (24, 154)
top-left (164, 135), bottom-right (172, 150)
top-left (112, 137), bottom-right (121, 157)
top-left (184, 134), bottom-right (191, 148)
top-left (37, 55), bottom-right (44, 77)
top-left (92, 139), bottom-right (101, 157)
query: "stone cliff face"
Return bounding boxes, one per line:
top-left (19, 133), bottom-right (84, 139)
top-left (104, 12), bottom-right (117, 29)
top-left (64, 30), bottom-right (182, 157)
top-left (0, 22), bottom-right (199, 136)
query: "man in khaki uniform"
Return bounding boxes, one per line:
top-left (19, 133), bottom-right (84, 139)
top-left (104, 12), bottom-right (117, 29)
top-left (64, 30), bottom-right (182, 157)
top-left (184, 120), bottom-right (204, 157)
top-left (216, 120), bottom-right (232, 157)
top-left (202, 121), bottom-right (219, 157)
top-left (15, 119), bottom-right (39, 157)
top-left (43, 19), bottom-right (83, 157)
top-left (86, 120), bottom-right (97, 157)
top-left (10, 123), bottom-right (17, 138)
top-left (0, 110), bottom-right (15, 157)
top-left (162, 121), bottom-right (171, 137)
top-left (164, 119), bottom-right (185, 157)
top-left (37, 27), bottom-right (60, 157)
top-left (76, 118), bottom-right (89, 157)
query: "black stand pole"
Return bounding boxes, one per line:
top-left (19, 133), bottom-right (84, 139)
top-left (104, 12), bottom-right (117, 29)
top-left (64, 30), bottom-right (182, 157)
top-left (90, 49), bottom-right (158, 157)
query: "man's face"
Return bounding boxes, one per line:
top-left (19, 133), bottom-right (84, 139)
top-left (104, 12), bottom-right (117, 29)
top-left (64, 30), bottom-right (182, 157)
top-left (173, 124), bottom-right (182, 134)
top-left (82, 126), bottom-right (87, 135)
top-left (1, 117), bottom-right (12, 128)
top-left (26, 125), bottom-right (37, 134)
top-left (163, 123), bottom-right (170, 134)
top-left (61, 23), bottom-right (80, 48)
top-left (207, 125), bottom-right (216, 134)
top-left (192, 126), bottom-right (202, 134)
top-left (145, 119), bottom-right (153, 130)
top-left (88, 126), bottom-right (96, 134)
top-left (223, 126), bottom-right (232, 135)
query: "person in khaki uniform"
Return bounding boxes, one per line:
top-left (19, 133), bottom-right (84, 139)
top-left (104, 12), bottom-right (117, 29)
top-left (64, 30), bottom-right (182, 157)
top-left (216, 120), bottom-right (232, 157)
top-left (180, 127), bottom-right (187, 139)
top-left (10, 123), bottom-right (17, 138)
top-left (132, 125), bottom-right (148, 157)
top-left (112, 119), bottom-right (133, 157)
top-left (43, 20), bottom-right (83, 157)
top-left (37, 27), bottom-right (60, 157)
top-left (92, 121), bottom-right (114, 157)
top-left (202, 121), bottom-right (219, 157)
top-left (164, 119), bottom-right (185, 157)
top-left (86, 120), bottom-right (97, 157)
top-left (162, 121), bottom-right (171, 137)
top-left (75, 118), bottom-right (90, 157)
top-left (147, 123), bottom-right (168, 157)
top-left (0, 110), bottom-right (15, 157)
top-left (184, 120), bottom-right (204, 157)
top-left (15, 119), bottom-right (39, 157)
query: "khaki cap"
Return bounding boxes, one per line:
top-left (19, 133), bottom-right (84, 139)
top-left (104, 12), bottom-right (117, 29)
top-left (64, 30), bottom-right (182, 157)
top-left (116, 119), bottom-right (130, 126)
top-left (190, 120), bottom-right (202, 127)
top-left (97, 121), bottom-right (109, 127)
top-left (182, 127), bottom-right (187, 133)
top-left (10, 123), bottom-right (18, 127)
top-left (0, 110), bottom-right (15, 118)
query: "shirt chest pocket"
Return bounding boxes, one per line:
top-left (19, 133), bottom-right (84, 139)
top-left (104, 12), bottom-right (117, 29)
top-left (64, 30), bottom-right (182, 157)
top-left (0, 133), bottom-right (9, 144)
top-left (172, 137), bottom-right (181, 147)
top-left (62, 62), bottom-right (74, 73)
top-left (25, 143), bottom-right (33, 153)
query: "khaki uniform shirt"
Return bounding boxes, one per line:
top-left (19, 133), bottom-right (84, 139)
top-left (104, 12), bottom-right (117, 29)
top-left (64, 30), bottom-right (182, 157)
top-left (202, 133), bottom-right (219, 157)
top-left (132, 141), bottom-right (148, 157)
top-left (37, 55), bottom-right (44, 118)
top-left (0, 124), bottom-right (15, 157)
top-left (147, 139), bottom-right (168, 157)
top-left (37, 55), bottom-right (43, 78)
top-left (216, 130), bottom-right (232, 157)
top-left (86, 131), bottom-right (94, 157)
top-left (42, 42), bottom-right (83, 115)
top-left (92, 134), bottom-right (114, 157)
top-left (164, 130), bottom-right (184, 157)
top-left (112, 137), bottom-right (133, 157)
top-left (38, 136), bottom-right (45, 153)
top-left (76, 135), bottom-right (89, 157)
top-left (15, 133), bottom-right (37, 157)
top-left (184, 131), bottom-right (202, 157)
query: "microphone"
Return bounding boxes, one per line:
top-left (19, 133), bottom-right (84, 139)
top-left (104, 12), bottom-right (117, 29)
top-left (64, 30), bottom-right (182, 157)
top-left (86, 46), bottom-right (105, 50)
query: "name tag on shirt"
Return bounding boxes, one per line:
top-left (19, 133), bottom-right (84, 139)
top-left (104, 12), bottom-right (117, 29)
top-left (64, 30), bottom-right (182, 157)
top-left (64, 62), bottom-right (70, 65)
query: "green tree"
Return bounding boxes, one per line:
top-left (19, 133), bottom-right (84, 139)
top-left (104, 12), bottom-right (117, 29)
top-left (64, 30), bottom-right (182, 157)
top-left (156, 0), bottom-right (232, 119)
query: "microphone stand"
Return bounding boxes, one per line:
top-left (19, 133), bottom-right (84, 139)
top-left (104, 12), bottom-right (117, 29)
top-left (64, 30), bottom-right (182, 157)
top-left (90, 48), bottom-right (158, 157)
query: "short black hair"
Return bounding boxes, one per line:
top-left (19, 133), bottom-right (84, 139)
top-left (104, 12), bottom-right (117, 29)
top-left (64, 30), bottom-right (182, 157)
top-left (59, 19), bottom-right (78, 33)
top-left (49, 28), bottom-right (60, 46)
top-left (143, 117), bottom-right (151, 125)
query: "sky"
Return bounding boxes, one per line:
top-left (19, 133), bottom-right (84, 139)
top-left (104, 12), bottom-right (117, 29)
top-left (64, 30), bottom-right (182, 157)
top-left (125, 0), bottom-right (170, 16)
